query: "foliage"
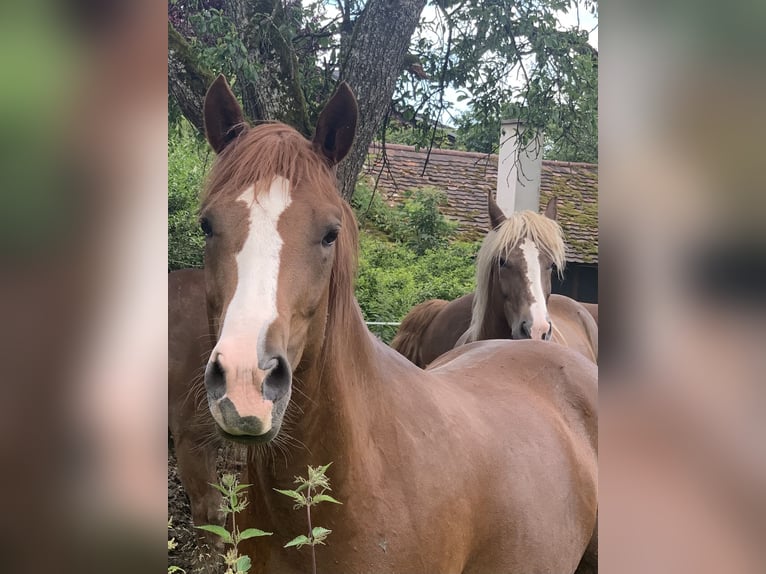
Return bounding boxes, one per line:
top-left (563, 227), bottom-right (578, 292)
top-left (275, 463), bottom-right (341, 574)
top-left (391, 0), bottom-right (598, 160)
top-left (349, 179), bottom-right (477, 341)
top-left (383, 117), bottom-right (455, 150)
top-left (169, 0), bottom-right (599, 176)
top-left (168, 121), bottom-right (209, 270)
top-left (356, 234), bottom-right (478, 342)
top-left (452, 50), bottom-right (598, 162)
top-left (352, 181), bottom-right (457, 255)
top-left (197, 473), bottom-right (272, 574)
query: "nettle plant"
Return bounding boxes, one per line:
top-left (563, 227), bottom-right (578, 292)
top-left (197, 473), bottom-right (272, 574)
top-left (197, 465), bottom-right (341, 574)
top-left (275, 463), bottom-right (342, 574)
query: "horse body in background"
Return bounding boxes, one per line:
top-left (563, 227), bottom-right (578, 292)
top-left (392, 195), bottom-right (598, 367)
top-left (548, 294), bottom-right (599, 362)
top-left (168, 268), bottom-right (224, 555)
top-left (196, 76), bottom-right (597, 574)
top-left (582, 302), bottom-right (599, 325)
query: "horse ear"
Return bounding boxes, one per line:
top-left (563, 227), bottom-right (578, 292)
top-left (313, 82), bottom-right (358, 166)
top-left (204, 75), bottom-right (247, 154)
top-left (488, 193), bottom-right (506, 229)
top-left (543, 196), bottom-right (558, 221)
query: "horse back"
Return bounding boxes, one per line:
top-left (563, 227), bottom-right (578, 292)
top-left (391, 299), bottom-right (449, 367)
top-left (581, 302), bottom-right (598, 325)
top-left (427, 338), bottom-right (596, 448)
top-left (410, 293), bottom-right (475, 367)
top-left (424, 339), bottom-right (597, 571)
top-left (548, 294), bottom-right (599, 363)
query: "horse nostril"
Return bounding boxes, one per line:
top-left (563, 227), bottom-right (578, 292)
top-left (262, 355), bottom-right (292, 402)
top-left (520, 321), bottom-right (531, 339)
top-left (205, 357), bottom-right (226, 400)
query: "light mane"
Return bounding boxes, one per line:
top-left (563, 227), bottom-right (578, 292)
top-left (466, 210), bottom-right (566, 342)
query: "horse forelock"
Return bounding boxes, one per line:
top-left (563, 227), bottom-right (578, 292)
top-left (467, 210), bottom-right (566, 342)
top-left (487, 210), bottom-right (566, 273)
top-left (200, 122), bottom-right (337, 213)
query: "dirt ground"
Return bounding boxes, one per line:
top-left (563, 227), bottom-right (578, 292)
top-left (168, 444), bottom-right (215, 573)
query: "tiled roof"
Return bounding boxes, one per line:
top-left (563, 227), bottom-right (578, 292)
top-left (362, 143), bottom-right (598, 264)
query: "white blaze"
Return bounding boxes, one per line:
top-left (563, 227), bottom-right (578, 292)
top-left (213, 177), bottom-right (292, 362)
top-left (520, 237), bottom-right (550, 339)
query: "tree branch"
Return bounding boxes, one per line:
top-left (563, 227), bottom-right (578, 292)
top-left (168, 21), bottom-right (216, 134)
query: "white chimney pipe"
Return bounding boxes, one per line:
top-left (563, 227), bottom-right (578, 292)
top-left (496, 119), bottom-right (543, 214)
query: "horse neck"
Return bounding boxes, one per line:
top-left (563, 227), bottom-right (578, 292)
top-left (253, 297), bottom-right (380, 481)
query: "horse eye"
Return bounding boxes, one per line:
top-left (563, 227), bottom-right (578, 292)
top-left (498, 257), bottom-right (506, 267)
top-left (200, 217), bottom-right (213, 238)
top-left (321, 229), bottom-right (338, 247)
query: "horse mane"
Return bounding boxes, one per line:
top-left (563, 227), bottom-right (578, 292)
top-left (200, 121), bottom-right (372, 379)
top-left (324, 199), bottom-right (370, 370)
top-left (391, 299), bottom-right (449, 367)
top-left (466, 210), bottom-right (567, 342)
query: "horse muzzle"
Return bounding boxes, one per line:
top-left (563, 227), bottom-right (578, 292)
top-left (515, 319), bottom-right (553, 341)
top-left (204, 349), bottom-right (292, 442)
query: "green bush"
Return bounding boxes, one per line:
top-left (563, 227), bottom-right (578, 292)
top-left (168, 122), bottom-right (210, 270)
top-left (356, 234), bottom-right (478, 342)
top-left (352, 181), bottom-right (457, 255)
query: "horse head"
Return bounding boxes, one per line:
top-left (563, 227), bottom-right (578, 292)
top-left (198, 75), bottom-right (358, 442)
top-left (473, 194), bottom-right (565, 341)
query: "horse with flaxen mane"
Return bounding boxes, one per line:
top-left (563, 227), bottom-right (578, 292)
top-left (391, 195), bottom-right (598, 367)
top-left (197, 75), bottom-right (597, 573)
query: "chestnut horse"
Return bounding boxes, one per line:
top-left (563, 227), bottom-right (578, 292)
top-left (198, 75), bottom-right (597, 573)
top-left (168, 268), bottom-right (224, 559)
top-left (582, 302), bottom-right (599, 325)
top-left (392, 196), bottom-right (598, 367)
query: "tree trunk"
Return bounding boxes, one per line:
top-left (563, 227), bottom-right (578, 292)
top-left (168, 22), bottom-right (215, 133)
top-left (337, 0), bottom-right (428, 201)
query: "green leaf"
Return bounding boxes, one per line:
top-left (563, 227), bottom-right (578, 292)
top-left (235, 555), bottom-right (251, 572)
top-left (311, 526), bottom-right (332, 544)
top-left (239, 528), bottom-right (273, 540)
top-left (195, 525), bottom-right (233, 544)
top-left (284, 534), bottom-right (311, 549)
top-left (273, 488), bottom-right (307, 506)
top-left (311, 494), bottom-right (342, 505)
top-left (208, 482), bottom-right (229, 496)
